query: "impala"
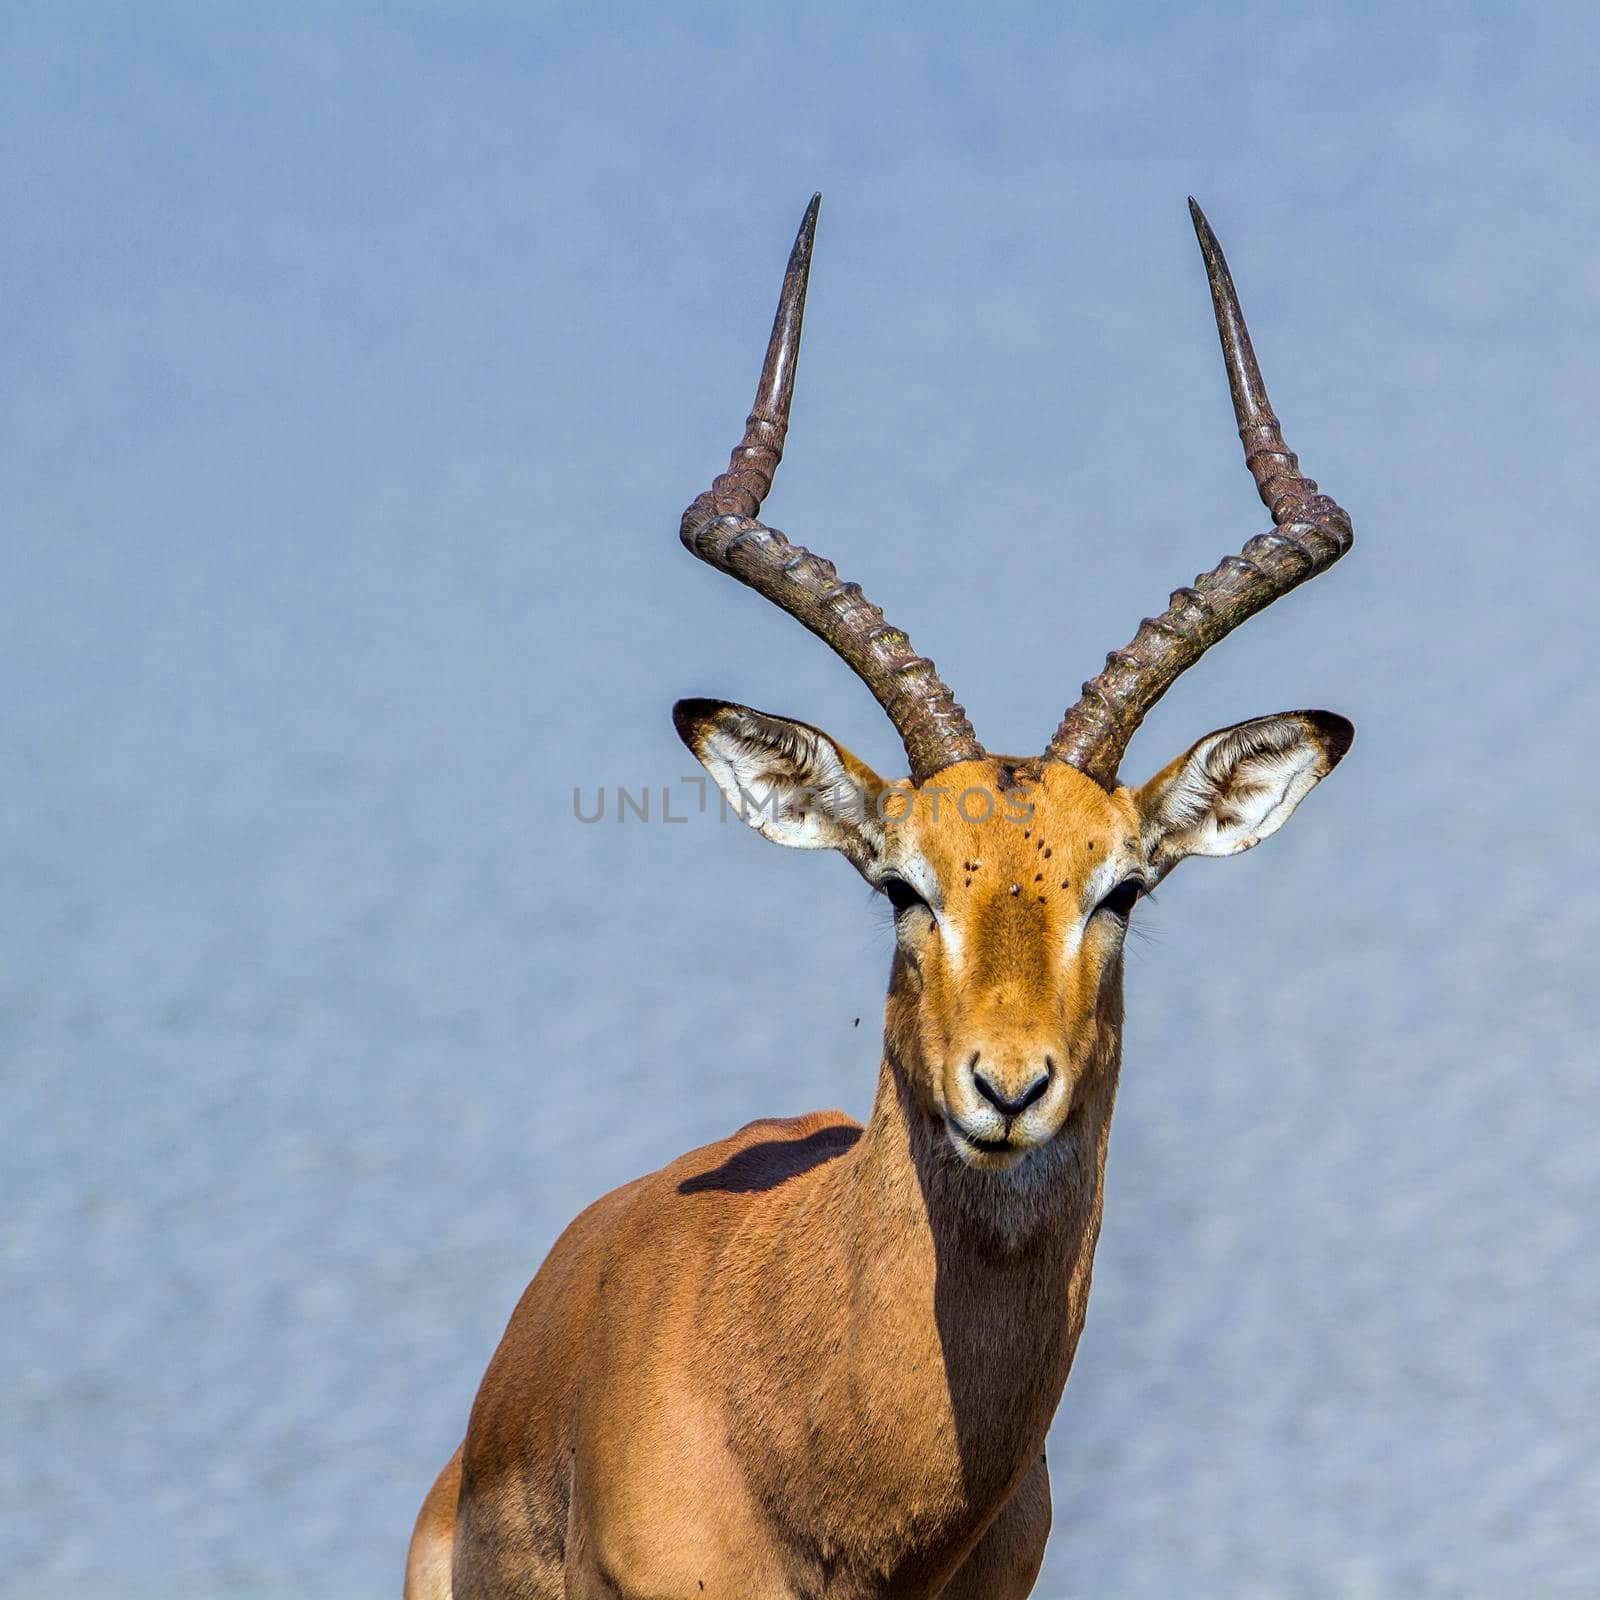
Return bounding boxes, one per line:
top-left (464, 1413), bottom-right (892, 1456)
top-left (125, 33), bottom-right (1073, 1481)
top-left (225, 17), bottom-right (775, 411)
top-left (406, 196), bottom-right (1355, 1599)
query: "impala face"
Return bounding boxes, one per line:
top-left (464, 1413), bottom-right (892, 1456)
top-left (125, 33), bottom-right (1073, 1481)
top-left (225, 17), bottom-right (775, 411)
top-left (867, 759), bottom-right (1142, 1171)
top-left (676, 701), bottom-right (1352, 1174)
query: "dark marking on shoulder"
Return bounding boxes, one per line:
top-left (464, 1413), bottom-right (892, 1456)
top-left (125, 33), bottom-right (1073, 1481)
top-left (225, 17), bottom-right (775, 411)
top-left (679, 1125), bottom-right (863, 1195)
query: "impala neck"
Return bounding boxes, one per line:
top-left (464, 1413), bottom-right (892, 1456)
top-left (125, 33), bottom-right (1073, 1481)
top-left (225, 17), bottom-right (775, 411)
top-left (718, 983), bottom-right (1122, 1582)
top-left (839, 994), bottom-right (1121, 1507)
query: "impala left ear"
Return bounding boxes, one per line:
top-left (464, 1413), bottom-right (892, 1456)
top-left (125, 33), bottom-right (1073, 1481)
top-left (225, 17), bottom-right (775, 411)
top-left (1133, 710), bottom-right (1354, 884)
top-left (672, 697), bottom-right (893, 875)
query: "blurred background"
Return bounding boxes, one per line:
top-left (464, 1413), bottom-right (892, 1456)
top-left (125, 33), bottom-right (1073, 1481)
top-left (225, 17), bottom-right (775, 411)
top-left (4, 4), bottom-right (1597, 1596)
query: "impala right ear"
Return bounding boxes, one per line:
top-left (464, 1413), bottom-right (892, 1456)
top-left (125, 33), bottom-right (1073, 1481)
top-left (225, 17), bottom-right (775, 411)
top-left (1133, 710), bottom-right (1354, 884)
top-left (673, 699), bottom-right (892, 874)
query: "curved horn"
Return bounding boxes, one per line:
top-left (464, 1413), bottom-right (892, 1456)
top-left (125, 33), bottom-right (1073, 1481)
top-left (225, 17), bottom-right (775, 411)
top-left (680, 196), bottom-right (983, 784)
top-left (1044, 199), bottom-right (1355, 788)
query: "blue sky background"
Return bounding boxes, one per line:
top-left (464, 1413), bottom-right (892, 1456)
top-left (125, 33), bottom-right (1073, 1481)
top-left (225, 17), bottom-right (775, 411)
top-left (4, 5), bottom-right (1598, 1596)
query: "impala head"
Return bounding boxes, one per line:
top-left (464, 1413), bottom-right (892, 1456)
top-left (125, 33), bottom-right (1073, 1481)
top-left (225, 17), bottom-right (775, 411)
top-left (675, 196), bottom-right (1355, 1174)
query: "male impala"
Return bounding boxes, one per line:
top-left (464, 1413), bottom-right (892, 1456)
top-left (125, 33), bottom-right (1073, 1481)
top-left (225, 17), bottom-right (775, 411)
top-left (407, 197), bottom-right (1355, 1599)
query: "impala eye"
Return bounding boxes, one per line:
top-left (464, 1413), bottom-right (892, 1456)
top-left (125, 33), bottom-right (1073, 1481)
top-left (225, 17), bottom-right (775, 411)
top-left (1096, 879), bottom-right (1144, 921)
top-left (881, 875), bottom-right (930, 918)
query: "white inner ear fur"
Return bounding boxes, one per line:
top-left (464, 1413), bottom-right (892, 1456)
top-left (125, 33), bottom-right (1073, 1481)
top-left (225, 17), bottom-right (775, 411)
top-left (694, 708), bottom-right (886, 866)
top-left (1140, 715), bottom-right (1333, 878)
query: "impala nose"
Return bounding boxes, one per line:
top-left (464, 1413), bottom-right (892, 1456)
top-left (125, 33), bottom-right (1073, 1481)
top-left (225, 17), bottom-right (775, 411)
top-left (972, 1062), bottom-right (1052, 1118)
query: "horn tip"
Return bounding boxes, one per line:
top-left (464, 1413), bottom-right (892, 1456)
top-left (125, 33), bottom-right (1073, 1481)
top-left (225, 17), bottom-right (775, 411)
top-left (784, 194), bottom-right (821, 276)
top-left (1188, 197), bottom-right (1221, 257)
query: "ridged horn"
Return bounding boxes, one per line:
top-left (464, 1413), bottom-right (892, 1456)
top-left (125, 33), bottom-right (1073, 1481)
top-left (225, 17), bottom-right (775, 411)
top-left (1043, 199), bottom-right (1354, 787)
top-left (680, 196), bottom-right (984, 783)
